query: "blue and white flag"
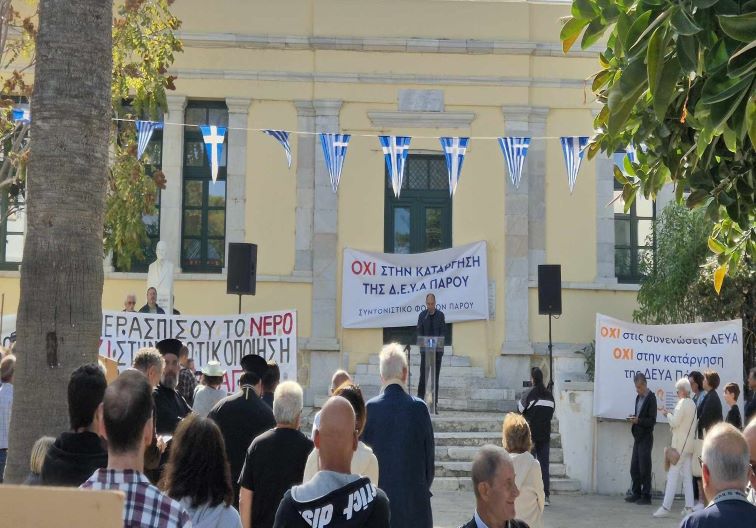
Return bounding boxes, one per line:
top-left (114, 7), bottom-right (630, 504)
top-left (136, 120), bottom-right (162, 160)
top-left (560, 136), bottom-right (589, 193)
top-left (379, 135), bottom-right (412, 198)
top-left (263, 130), bottom-right (292, 168)
top-left (11, 107), bottom-right (29, 123)
top-left (200, 125), bottom-right (227, 182)
top-left (440, 137), bottom-right (469, 196)
top-left (625, 144), bottom-right (637, 164)
top-left (498, 136), bottom-right (531, 189)
top-left (320, 133), bottom-right (351, 193)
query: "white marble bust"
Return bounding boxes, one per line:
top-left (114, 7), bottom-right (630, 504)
top-left (147, 241), bottom-right (174, 314)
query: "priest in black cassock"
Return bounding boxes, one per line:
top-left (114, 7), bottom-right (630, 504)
top-left (208, 353), bottom-right (275, 507)
top-left (153, 338), bottom-right (192, 435)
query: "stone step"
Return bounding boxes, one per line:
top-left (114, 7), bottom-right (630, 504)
top-left (550, 447), bottom-right (563, 464)
top-left (367, 354), bottom-right (472, 367)
top-left (353, 365), bottom-right (487, 384)
top-left (436, 398), bottom-right (516, 412)
top-left (434, 432), bottom-right (502, 446)
top-left (550, 432), bottom-right (561, 448)
top-left (431, 476), bottom-right (581, 495)
top-left (434, 461), bottom-right (566, 478)
top-left (431, 413), bottom-right (506, 433)
top-left (435, 445), bottom-right (563, 464)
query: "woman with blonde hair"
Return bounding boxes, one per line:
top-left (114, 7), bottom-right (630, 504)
top-left (502, 413), bottom-right (544, 528)
top-left (24, 436), bottom-right (55, 485)
top-left (653, 377), bottom-right (697, 518)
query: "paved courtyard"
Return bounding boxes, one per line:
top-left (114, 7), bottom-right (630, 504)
top-left (432, 492), bottom-right (684, 528)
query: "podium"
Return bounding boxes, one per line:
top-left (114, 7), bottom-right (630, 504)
top-left (418, 336), bottom-right (444, 414)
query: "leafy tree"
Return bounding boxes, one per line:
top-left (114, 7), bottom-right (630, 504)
top-left (560, 0), bottom-right (755, 292)
top-left (634, 203), bottom-right (755, 376)
top-left (0, 0), bottom-right (181, 269)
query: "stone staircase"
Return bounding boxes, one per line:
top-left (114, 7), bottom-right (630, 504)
top-left (430, 412), bottom-right (581, 495)
top-left (351, 351), bottom-right (518, 412)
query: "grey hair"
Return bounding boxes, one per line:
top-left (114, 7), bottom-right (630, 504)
top-left (675, 378), bottom-right (692, 396)
top-left (471, 445), bottom-right (512, 499)
top-left (273, 380), bottom-right (303, 425)
top-left (702, 422), bottom-right (750, 487)
top-left (132, 347), bottom-right (164, 374)
top-left (379, 343), bottom-right (408, 382)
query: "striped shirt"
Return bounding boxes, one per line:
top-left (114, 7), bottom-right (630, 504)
top-left (0, 383), bottom-right (13, 449)
top-left (81, 469), bottom-right (191, 528)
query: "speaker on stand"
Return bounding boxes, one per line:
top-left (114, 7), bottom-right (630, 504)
top-left (538, 264), bottom-right (562, 389)
top-left (227, 243), bottom-right (258, 314)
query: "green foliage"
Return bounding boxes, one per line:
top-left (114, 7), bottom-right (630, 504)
top-left (560, 0), bottom-right (756, 288)
top-left (0, 0), bottom-right (182, 268)
top-left (575, 340), bottom-right (596, 381)
top-left (634, 203), bottom-right (756, 372)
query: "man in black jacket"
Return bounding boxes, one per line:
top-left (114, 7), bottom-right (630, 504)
top-left (42, 364), bottom-right (108, 486)
top-left (416, 293), bottom-right (445, 402)
top-left (744, 368), bottom-right (756, 425)
top-left (626, 372), bottom-right (657, 505)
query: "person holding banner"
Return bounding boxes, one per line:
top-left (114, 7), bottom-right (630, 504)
top-left (416, 293), bottom-right (445, 402)
top-left (626, 372), bottom-right (657, 505)
top-left (653, 378), bottom-right (697, 518)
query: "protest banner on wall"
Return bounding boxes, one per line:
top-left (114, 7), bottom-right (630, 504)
top-left (593, 314), bottom-right (743, 422)
top-left (100, 310), bottom-right (297, 392)
top-left (342, 241), bottom-right (489, 328)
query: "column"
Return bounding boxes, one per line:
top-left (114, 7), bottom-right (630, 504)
top-left (160, 94), bottom-right (187, 269)
top-left (294, 101), bottom-right (315, 274)
top-left (595, 154), bottom-right (618, 284)
top-left (225, 98), bottom-right (252, 265)
top-left (497, 106), bottom-right (548, 389)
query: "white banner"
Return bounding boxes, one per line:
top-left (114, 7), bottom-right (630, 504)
top-left (342, 242), bottom-right (489, 328)
top-left (99, 310), bottom-right (297, 392)
top-left (593, 314), bottom-right (743, 422)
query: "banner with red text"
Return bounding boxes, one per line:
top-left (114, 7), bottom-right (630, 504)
top-left (593, 314), bottom-right (743, 422)
top-left (342, 242), bottom-right (489, 328)
top-left (100, 310), bottom-right (297, 392)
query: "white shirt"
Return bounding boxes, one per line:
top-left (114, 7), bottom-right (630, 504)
top-left (474, 511), bottom-right (489, 528)
top-left (0, 382), bottom-right (14, 449)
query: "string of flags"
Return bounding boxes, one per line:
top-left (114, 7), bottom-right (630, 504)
top-left (11, 107), bottom-right (597, 195)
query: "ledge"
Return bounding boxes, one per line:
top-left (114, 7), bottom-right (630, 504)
top-left (301, 337), bottom-right (341, 351)
top-left (368, 111), bottom-right (475, 129)
top-left (527, 280), bottom-right (641, 292)
top-left (106, 271), bottom-right (313, 283)
top-left (561, 381), bottom-right (594, 391)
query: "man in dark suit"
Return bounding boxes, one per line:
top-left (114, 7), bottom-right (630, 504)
top-left (698, 370), bottom-right (724, 438)
top-left (681, 423), bottom-right (756, 526)
top-left (744, 368), bottom-right (756, 425)
top-left (362, 343), bottom-right (435, 528)
top-left (416, 292), bottom-right (445, 402)
top-left (208, 354), bottom-right (275, 507)
top-left (625, 372), bottom-right (657, 505)
top-left (458, 445), bottom-right (529, 528)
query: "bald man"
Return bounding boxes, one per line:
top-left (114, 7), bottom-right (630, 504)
top-left (745, 419), bottom-right (755, 505)
top-left (273, 396), bottom-right (390, 528)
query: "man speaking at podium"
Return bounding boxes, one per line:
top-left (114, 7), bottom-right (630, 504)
top-left (417, 293), bottom-right (445, 401)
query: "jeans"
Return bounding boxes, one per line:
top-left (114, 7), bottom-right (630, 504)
top-left (630, 434), bottom-right (654, 499)
top-left (417, 350), bottom-right (443, 401)
top-left (662, 453), bottom-right (694, 510)
top-left (532, 438), bottom-right (551, 497)
top-left (0, 449), bottom-right (7, 483)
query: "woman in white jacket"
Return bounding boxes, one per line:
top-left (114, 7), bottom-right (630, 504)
top-left (653, 377), bottom-right (698, 518)
top-left (502, 413), bottom-right (545, 528)
top-left (303, 383), bottom-right (379, 484)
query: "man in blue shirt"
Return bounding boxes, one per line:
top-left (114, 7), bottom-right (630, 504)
top-left (681, 422), bottom-right (756, 526)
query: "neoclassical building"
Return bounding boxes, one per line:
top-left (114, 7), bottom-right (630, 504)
top-left (0, 0), bottom-right (672, 403)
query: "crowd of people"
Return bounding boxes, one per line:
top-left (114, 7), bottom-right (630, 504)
top-left (1, 333), bottom-right (755, 528)
top-left (626, 368), bottom-right (756, 524)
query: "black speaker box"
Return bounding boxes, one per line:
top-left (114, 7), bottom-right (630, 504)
top-left (538, 264), bottom-right (562, 315)
top-left (227, 243), bottom-right (258, 295)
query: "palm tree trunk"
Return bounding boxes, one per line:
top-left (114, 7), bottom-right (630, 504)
top-left (5, 0), bottom-right (112, 483)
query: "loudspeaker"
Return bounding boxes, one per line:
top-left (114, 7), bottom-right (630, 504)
top-left (227, 243), bottom-right (258, 295)
top-left (538, 264), bottom-right (562, 315)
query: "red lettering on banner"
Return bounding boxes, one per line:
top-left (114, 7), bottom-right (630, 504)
top-left (249, 312), bottom-right (295, 336)
top-left (351, 260), bottom-right (375, 276)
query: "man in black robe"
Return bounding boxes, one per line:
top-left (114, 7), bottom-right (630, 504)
top-left (208, 354), bottom-right (275, 507)
top-left (153, 338), bottom-right (192, 435)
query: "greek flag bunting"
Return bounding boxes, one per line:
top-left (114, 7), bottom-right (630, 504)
top-left (263, 130), bottom-right (292, 168)
top-left (440, 136), bottom-right (469, 196)
top-left (498, 137), bottom-right (531, 189)
top-left (379, 135), bottom-right (412, 198)
top-left (11, 107), bottom-right (29, 123)
top-left (320, 133), bottom-right (351, 193)
top-left (136, 120), bottom-right (162, 160)
top-left (200, 125), bottom-right (227, 182)
top-left (560, 136), bottom-right (589, 193)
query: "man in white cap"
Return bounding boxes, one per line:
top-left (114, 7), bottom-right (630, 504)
top-left (192, 361), bottom-right (227, 417)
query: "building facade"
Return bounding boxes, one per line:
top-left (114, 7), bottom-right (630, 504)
top-left (0, 0), bottom-right (673, 403)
